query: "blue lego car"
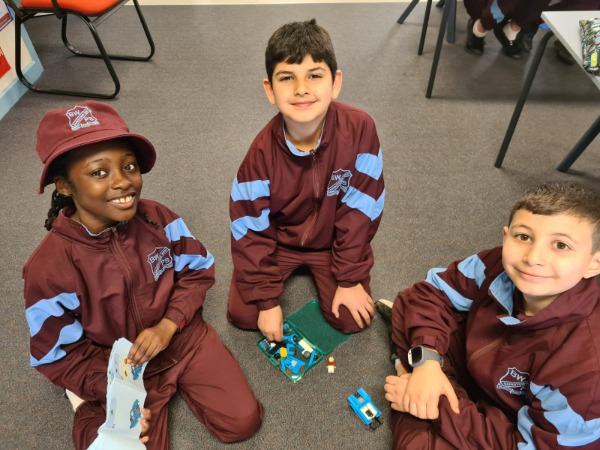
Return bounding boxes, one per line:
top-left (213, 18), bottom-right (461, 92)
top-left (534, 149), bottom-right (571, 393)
top-left (348, 388), bottom-right (383, 430)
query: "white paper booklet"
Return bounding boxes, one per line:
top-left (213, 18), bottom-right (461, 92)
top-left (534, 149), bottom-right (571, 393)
top-left (88, 338), bottom-right (148, 450)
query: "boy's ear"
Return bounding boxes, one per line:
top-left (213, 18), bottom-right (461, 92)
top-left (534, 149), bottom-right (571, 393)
top-left (55, 178), bottom-right (72, 197)
top-left (502, 226), bottom-right (509, 240)
top-left (332, 70), bottom-right (343, 100)
top-left (583, 250), bottom-right (600, 279)
top-left (262, 78), bottom-right (276, 105)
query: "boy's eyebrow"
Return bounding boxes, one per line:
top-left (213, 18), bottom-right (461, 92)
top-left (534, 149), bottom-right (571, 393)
top-left (511, 223), bottom-right (579, 242)
top-left (274, 66), bottom-right (327, 77)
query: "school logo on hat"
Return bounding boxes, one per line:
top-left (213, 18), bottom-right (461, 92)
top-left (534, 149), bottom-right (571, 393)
top-left (147, 247), bottom-right (173, 281)
top-left (497, 367), bottom-right (529, 396)
top-left (65, 105), bottom-right (100, 131)
top-left (327, 168), bottom-right (352, 197)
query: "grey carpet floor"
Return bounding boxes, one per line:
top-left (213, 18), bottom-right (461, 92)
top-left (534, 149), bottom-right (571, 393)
top-left (0, 3), bottom-right (598, 449)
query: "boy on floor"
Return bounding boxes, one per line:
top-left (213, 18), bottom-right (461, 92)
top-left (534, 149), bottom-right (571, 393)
top-left (379, 181), bottom-right (600, 449)
top-left (228, 19), bottom-right (385, 342)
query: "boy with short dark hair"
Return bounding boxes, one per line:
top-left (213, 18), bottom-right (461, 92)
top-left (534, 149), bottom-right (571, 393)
top-left (380, 181), bottom-right (600, 449)
top-left (228, 19), bottom-right (385, 342)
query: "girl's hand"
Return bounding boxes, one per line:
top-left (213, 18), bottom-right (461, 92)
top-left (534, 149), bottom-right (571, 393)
top-left (139, 408), bottom-right (151, 444)
top-left (128, 318), bottom-right (178, 366)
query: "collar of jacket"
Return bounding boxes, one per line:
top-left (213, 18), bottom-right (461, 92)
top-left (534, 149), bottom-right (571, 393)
top-left (491, 272), bottom-right (599, 330)
top-left (273, 102), bottom-right (337, 157)
top-left (51, 207), bottom-right (131, 247)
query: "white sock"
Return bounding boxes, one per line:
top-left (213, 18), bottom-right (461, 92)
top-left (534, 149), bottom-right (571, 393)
top-left (65, 389), bottom-right (85, 412)
top-left (503, 22), bottom-right (520, 41)
top-left (473, 19), bottom-right (488, 38)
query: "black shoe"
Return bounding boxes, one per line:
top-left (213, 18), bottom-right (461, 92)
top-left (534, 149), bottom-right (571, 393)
top-left (436, 0), bottom-right (445, 8)
top-left (493, 25), bottom-right (522, 59)
top-left (375, 298), bottom-right (393, 325)
top-left (554, 39), bottom-right (575, 65)
top-left (465, 18), bottom-right (485, 55)
top-left (517, 28), bottom-right (537, 53)
top-left (375, 299), bottom-right (398, 365)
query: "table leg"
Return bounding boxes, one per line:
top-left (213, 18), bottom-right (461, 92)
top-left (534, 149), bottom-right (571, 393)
top-left (494, 30), bottom-right (554, 168)
top-left (556, 114), bottom-right (600, 172)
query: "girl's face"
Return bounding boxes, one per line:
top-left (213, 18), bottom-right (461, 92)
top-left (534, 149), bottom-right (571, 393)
top-left (56, 139), bottom-right (143, 234)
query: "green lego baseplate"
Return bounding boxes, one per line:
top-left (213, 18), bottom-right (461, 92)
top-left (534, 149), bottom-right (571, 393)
top-left (257, 300), bottom-right (350, 383)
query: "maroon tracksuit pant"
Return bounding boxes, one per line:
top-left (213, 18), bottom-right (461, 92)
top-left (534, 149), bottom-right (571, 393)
top-left (73, 324), bottom-right (263, 450)
top-left (227, 246), bottom-right (372, 334)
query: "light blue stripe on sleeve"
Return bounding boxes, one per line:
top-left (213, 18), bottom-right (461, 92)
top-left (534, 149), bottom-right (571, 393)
top-left (30, 321), bottom-right (83, 367)
top-left (457, 255), bottom-right (486, 288)
top-left (173, 251), bottom-right (215, 272)
top-left (26, 292), bottom-right (80, 337)
top-left (356, 148), bottom-right (383, 180)
top-left (164, 218), bottom-right (195, 242)
top-left (425, 268), bottom-right (473, 312)
top-left (517, 383), bottom-right (600, 447)
top-left (230, 208), bottom-right (271, 241)
top-left (341, 187), bottom-right (384, 221)
top-left (231, 178), bottom-right (270, 202)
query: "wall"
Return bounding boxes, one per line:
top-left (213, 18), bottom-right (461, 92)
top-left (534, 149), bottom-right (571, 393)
top-left (0, 4), bottom-right (43, 120)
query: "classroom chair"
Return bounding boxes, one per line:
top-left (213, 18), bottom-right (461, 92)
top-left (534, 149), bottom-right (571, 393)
top-left (396, 0), bottom-right (457, 98)
top-left (2, 0), bottom-right (155, 99)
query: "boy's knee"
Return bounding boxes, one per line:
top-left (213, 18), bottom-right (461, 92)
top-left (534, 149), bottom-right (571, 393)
top-left (226, 308), bottom-right (258, 331)
top-left (324, 309), bottom-right (368, 334)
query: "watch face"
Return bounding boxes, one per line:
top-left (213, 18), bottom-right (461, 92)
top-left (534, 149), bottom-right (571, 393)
top-left (409, 346), bottom-right (423, 365)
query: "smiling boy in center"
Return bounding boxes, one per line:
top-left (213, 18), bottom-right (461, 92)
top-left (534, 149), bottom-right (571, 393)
top-left (227, 19), bottom-right (385, 342)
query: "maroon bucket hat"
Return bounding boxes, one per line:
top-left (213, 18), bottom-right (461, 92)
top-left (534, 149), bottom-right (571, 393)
top-left (36, 100), bottom-right (156, 194)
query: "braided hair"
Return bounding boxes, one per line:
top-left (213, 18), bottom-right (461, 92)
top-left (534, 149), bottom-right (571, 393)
top-left (44, 152), bottom-right (75, 231)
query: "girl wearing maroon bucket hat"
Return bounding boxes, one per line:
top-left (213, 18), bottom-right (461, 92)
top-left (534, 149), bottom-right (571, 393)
top-left (23, 101), bottom-right (263, 449)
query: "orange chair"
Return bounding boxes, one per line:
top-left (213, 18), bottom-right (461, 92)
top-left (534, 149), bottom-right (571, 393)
top-left (2, 0), bottom-right (155, 98)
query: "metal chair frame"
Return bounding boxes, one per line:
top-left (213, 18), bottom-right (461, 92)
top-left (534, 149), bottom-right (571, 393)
top-left (396, 0), bottom-right (457, 98)
top-left (2, 0), bottom-right (155, 99)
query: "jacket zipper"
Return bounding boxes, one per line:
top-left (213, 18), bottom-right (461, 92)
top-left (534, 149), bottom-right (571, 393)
top-left (300, 150), bottom-right (320, 247)
top-left (110, 228), bottom-right (144, 333)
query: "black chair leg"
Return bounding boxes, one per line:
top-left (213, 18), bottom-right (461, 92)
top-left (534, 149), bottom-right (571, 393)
top-left (446, 0), bottom-right (456, 44)
top-left (61, 0), bottom-right (155, 61)
top-left (14, 13), bottom-right (120, 98)
top-left (400, 0), bottom-right (455, 44)
top-left (397, 0), bottom-right (420, 24)
top-left (494, 31), bottom-right (553, 167)
top-left (556, 114), bottom-right (600, 172)
top-left (418, 0), bottom-right (433, 55)
top-left (425, 0), bottom-right (453, 98)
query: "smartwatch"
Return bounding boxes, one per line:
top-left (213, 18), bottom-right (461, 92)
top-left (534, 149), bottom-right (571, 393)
top-left (408, 346), bottom-right (444, 368)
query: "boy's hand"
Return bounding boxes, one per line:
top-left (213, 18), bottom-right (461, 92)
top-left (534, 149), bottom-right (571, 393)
top-left (402, 360), bottom-right (460, 419)
top-left (258, 305), bottom-right (284, 342)
top-left (331, 284), bottom-right (374, 329)
top-left (139, 408), bottom-right (151, 445)
top-left (128, 318), bottom-right (178, 366)
top-left (384, 374), bottom-right (411, 412)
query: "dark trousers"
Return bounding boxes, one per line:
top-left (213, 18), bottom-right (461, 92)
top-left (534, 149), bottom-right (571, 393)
top-left (72, 324), bottom-right (263, 450)
top-left (464, 0), bottom-right (552, 30)
top-left (227, 246), bottom-right (372, 334)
